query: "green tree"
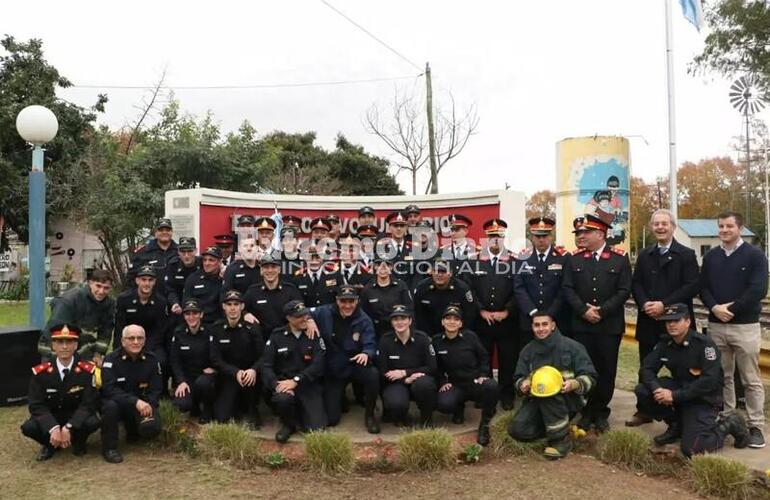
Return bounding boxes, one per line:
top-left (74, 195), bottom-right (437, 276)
top-left (328, 135), bottom-right (403, 195)
top-left (692, 1), bottom-right (770, 87)
top-left (0, 35), bottom-right (106, 248)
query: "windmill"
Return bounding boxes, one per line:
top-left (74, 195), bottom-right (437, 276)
top-left (729, 75), bottom-right (767, 226)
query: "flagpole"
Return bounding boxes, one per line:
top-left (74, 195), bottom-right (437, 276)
top-left (665, 0), bottom-right (678, 219)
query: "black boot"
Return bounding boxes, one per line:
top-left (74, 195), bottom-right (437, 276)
top-left (275, 424), bottom-right (296, 444)
top-left (365, 410), bottom-right (381, 434)
top-left (102, 449), bottom-right (124, 464)
top-left (36, 445), bottom-right (56, 461)
top-left (452, 408), bottom-right (465, 425)
top-left (576, 413), bottom-right (593, 431)
top-left (654, 422), bottom-right (681, 446)
top-left (719, 413), bottom-right (749, 449)
top-left (477, 420), bottom-right (491, 446)
top-left (72, 439), bottom-right (88, 456)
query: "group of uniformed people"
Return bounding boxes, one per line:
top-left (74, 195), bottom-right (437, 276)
top-left (23, 205), bottom-right (760, 463)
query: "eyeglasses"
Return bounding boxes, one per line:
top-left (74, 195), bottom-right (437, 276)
top-left (124, 336), bottom-right (145, 342)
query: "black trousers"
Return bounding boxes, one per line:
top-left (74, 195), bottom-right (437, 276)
top-left (173, 373), bottom-right (216, 416)
top-left (100, 398), bottom-right (162, 451)
top-left (508, 394), bottom-right (572, 443)
top-left (213, 375), bottom-right (260, 423)
top-left (381, 375), bottom-right (437, 421)
top-left (476, 315), bottom-right (524, 403)
top-left (270, 381), bottom-right (326, 431)
top-left (436, 379), bottom-right (499, 419)
top-left (324, 364), bottom-right (380, 426)
top-left (635, 378), bottom-right (725, 457)
top-left (573, 331), bottom-right (621, 420)
top-left (21, 414), bottom-right (100, 449)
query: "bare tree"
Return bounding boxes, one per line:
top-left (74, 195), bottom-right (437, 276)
top-left (123, 67), bottom-right (169, 154)
top-left (364, 87), bottom-right (478, 194)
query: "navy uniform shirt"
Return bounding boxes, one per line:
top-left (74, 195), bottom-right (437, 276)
top-left (513, 245), bottom-right (568, 330)
top-left (432, 330), bottom-right (490, 385)
top-left (243, 281), bottom-right (303, 335)
top-left (376, 330), bottom-right (437, 378)
top-left (128, 239), bottom-right (179, 285)
top-left (292, 266), bottom-right (342, 307)
top-left (413, 277), bottom-right (476, 335)
top-left (640, 330), bottom-right (723, 407)
top-left (114, 288), bottom-right (170, 352)
top-left (183, 269), bottom-right (224, 324)
top-left (164, 257), bottom-right (202, 310)
top-left (222, 260), bottom-right (262, 295)
top-left (209, 320), bottom-right (265, 379)
top-left (471, 250), bottom-right (517, 313)
top-left (261, 327), bottom-right (326, 389)
top-left (27, 356), bottom-right (98, 432)
top-left (360, 279), bottom-right (413, 338)
top-left (101, 348), bottom-right (163, 407)
top-left (169, 325), bottom-right (212, 385)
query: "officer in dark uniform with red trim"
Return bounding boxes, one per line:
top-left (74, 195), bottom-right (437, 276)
top-left (562, 214), bottom-right (632, 433)
top-left (442, 214), bottom-right (478, 284)
top-left (292, 247), bottom-right (342, 307)
top-left (22, 323), bottom-right (99, 461)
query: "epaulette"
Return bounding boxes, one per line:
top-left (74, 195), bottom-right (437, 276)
top-left (76, 360), bottom-right (96, 374)
top-left (324, 261), bottom-right (339, 272)
top-left (553, 245), bottom-right (567, 256)
top-left (360, 264), bottom-right (371, 274)
top-left (572, 247), bottom-right (585, 255)
top-left (31, 362), bottom-right (53, 375)
top-left (610, 246), bottom-right (626, 256)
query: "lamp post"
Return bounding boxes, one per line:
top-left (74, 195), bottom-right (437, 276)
top-left (16, 105), bottom-right (58, 329)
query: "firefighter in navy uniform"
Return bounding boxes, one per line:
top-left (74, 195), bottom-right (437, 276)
top-left (310, 285), bottom-right (381, 433)
top-left (100, 324), bottom-right (163, 464)
top-left (164, 236), bottom-right (201, 318)
top-left (513, 217), bottom-right (570, 336)
top-left (210, 290), bottom-right (265, 428)
top-left (470, 218), bottom-right (519, 409)
top-left (169, 299), bottom-right (216, 423)
top-left (360, 258), bottom-right (413, 339)
top-left (433, 305), bottom-right (498, 446)
top-left (21, 323), bottom-right (100, 461)
top-left (636, 303), bottom-right (750, 457)
top-left (222, 234), bottom-right (262, 294)
top-left (507, 311), bottom-right (597, 460)
top-left (261, 300), bottom-right (327, 443)
top-left (114, 265), bottom-right (171, 382)
top-left (183, 246), bottom-right (225, 325)
top-left (127, 218), bottom-right (178, 285)
top-left (292, 247), bottom-right (342, 306)
top-left (378, 305), bottom-right (438, 427)
top-left (243, 253), bottom-right (303, 334)
top-left (442, 214), bottom-right (478, 285)
top-left (413, 258), bottom-right (476, 336)
top-left (562, 214), bottom-right (632, 433)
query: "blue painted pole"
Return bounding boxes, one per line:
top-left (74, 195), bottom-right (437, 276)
top-left (28, 145), bottom-right (46, 329)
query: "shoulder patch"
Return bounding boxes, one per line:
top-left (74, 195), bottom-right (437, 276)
top-left (324, 262), bottom-right (339, 272)
top-left (704, 346), bottom-right (717, 361)
top-left (553, 245), bottom-right (566, 256)
top-left (32, 362), bottom-right (53, 375)
top-left (611, 246), bottom-right (626, 256)
top-left (77, 361), bottom-right (96, 374)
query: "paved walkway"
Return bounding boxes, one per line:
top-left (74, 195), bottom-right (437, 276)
top-left (253, 389), bottom-right (770, 472)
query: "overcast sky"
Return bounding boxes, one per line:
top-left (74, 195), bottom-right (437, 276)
top-left (5, 0), bottom-right (766, 196)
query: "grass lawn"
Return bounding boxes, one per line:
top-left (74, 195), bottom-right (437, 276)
top-left (0, 302), bottom-right (36, 328)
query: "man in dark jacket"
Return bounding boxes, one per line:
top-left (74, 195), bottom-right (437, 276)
top-left (627, 209), bottom-right (699, 426)
top-left (127, 217), bottom-right (178, 285)
top-left (562, 214), bottom-right (631, 432)
top-left (21, 323), bottom-right (100, 461)
top-left (310, 285), bottom-right (380, 433)
top-left (636, 303), bottom-right (749, 457)
top-left (40, 269), bottom-right (115, 365)
top-left (508, 311), bottom-right (597, 460)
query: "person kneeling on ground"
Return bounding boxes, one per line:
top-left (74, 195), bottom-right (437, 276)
top-left (377, 305), bottom-right (438, 427)
top-left (21, 323), bottom-right (100, 461)
top-left (261, 300), bottom-right (327, 443)
top-left (169, 299), bottom-right (216, 423)
top-left (635, 303), bottom-right (749, 457)
top-left (100, 324), bottom-right (163, 463)
top-left (434, 305), bottom-right (499, 446)
top-left (311, 285), bottom-right (381, 434)
top-left (508, 311), bottom-right (597, 460)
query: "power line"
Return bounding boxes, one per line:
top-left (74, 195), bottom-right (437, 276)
top-left (68, 74), bottom-right (422, 91)
top-left (319, 0), bottom-right (423, 72)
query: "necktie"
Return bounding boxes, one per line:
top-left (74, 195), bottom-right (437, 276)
top-left (62, 368), bottom-right (69, 380)
top-left (538, 253), bottom-right (545, 263)
top-left (491, 256), bottom-right (497, 269)
top-left (344, 270), bottom-right (351, 283)
top-left (455, 246), bottom-right (462, 259)
top-left (592, 251), bottom-right (599, 261)
top-left (659, 246), bottom-right (668, 255)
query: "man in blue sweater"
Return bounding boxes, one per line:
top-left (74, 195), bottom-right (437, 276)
top-left (700, 211), bottom-right (767, 448)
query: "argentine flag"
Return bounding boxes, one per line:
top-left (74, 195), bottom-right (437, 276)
top-left (679, 0), bottom-right (704, 31)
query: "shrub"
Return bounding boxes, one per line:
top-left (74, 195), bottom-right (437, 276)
top-left (263, 451), bottom-right (286, 469)
top-left (198, 422), bottom-right (261, 468)
top-left (397, 428), bottom-right (454, 471)
top-left (157, 400), bottom-right (197, 455)
top-left (462, 443), bottom-right (483, 464)
top-left (690, 455), bottom-right (753, 500)
top-left (303, 431), bottom-right (355, 474)
top-left (488, 410), bottom-right (542, 457)
top-left (598, 429), bottom-right (652, 470)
